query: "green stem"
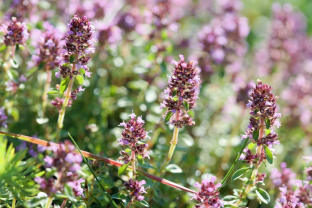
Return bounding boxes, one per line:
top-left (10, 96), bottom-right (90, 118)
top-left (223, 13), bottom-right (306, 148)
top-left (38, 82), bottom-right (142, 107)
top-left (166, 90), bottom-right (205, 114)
top-left (218, 138), bottom-right (249, 191)
top-left (12, 199), bottom-right (16, 208)
top-left (159, 126), bottom-right (180, 172)
top-left (56, 65), bottom-right (75, 142)
top-left (68, 133), bottom-right (118, 208)
top-left (45, 197), bottom-right (53, 208)
top-left (234, 119), bottom-right (264, 206)
top-left (131, 150), bottom-right (136, 179)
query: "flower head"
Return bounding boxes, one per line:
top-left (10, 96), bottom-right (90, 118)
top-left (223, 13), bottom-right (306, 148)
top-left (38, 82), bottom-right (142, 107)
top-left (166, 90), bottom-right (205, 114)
top-left (270, 162), bottom-right (297, 188)
top-left (3, 17), bottom-right (29, 46)
top-left (56, 15), bottom-right (95, 79)
top-left (118, 111), bottom-right (150, 163)
top-left (124, 179), bottom-right (149, 201)
top-left (192, 176), bottom-right (223, 208)
top-left (161, 55), bottom-right (200, 128)
top-left (35, 140), bottom-right (83, 197)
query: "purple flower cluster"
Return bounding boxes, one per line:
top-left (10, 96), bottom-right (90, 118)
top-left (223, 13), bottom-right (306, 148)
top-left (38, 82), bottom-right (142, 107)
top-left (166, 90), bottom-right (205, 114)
top-left (198, 0), bottom-right (249, 73)
top-left (274, 157), bottom-right (312, 207)
top-left (55, 15), bottom-right (95, 79)
top-left (161, 55), bottom-right (200, 128)
top-left (191, 176), bottom-right (223, 208)
top-left (241, 80), bottom-right (281, 144)
top-left (29, 30), bottom-right (62, 70)
top-left (255, 3), bottom-right (311, 77)
top-left (17, 140), bottom-right (47, 157)
top-left (270, 162), bottom-right (297, 188)
top-left (2, 17), bottom-right (29, 46)
top-left (118, 111), bottom-right (150, 164)
top-left (0, 107), bottom-right (8, 128)
top-left (51, 97), bottom-right (73, 112)
top-left (35, 140), bottom-right (83, 197)
top-left (124, 179), bottom-right (149, 201)
top-left (5, 0), bottom-right (38, 21)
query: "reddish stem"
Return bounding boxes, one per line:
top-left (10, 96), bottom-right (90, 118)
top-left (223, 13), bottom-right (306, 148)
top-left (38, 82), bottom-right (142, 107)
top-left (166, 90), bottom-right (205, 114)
top-left (0, 131), bottom-right (196, 194)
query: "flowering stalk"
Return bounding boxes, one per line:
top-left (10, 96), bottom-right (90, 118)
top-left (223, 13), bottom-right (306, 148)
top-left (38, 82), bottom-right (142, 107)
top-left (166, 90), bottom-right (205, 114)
top-left (117, 111), bottom-right (150, 205)
top-left (53, 15), bottom-right (95, 141)
top-left (160, 54), bottom-right (200, 172)
top-left (45, 197), bottom-right (53, 208)
top-left (1, 17), bottom-right (29, 80)
top-left (233, 80), bottom-right (281, 206)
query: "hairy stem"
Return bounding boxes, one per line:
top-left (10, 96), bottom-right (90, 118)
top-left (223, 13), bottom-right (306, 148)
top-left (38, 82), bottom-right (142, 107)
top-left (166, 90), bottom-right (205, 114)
top-left (12, 199), bottom-right (16, 208)
top-left (56, 65), bottom-right (75, 142)
top-left (60, 199), bottom-right (68, 208)
top-left (42, 68), bottom-right (51, 116)
top-left (160, 126), bottom-right (179, 172)
top-left (234, 119), bottom-right (264, 206)
top-left (131, 150), bottom-right (136, 178)
top-left (160, 109), bottom-right (180, 172)
top-left (45, 197), bottom-right (53, 208)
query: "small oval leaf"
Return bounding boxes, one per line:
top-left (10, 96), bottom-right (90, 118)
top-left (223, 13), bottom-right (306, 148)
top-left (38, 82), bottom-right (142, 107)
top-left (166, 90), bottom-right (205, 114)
top-left (112, 193), bottom-right (127, 200)
top-left (264, 145), bottom-right (273, 164)
top-left (255, 188), bottom-right (270, 204)
top-left (252, 129), bottom-right (259, 141)
top-left (60, 77), bottom-right (70, 95)
top-left (231, 167), bottom-right (250, 181)
top-left (183, 101), bottom-right (189, 111)
top-left (75, 75), bottom-right (84, 85)
top-left (165, 111), bottom-right (173, 123)
top-left (165, 164), bottom-right (182, 173)
top-left (139, 200), bottom-right (149, 207)
top-left (118, 162), bottom-right (130, 176)
top-left (265, 118), bottom-right (270, 129)
top-left (47, 90), bottom-right (60, 95)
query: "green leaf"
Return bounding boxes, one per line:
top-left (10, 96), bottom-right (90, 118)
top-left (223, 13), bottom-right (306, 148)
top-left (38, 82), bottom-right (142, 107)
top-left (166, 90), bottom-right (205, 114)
top-left (231, 167), bottom-right (250, 181)
top-left (70, 54), bottom-right (75, 63)
top-left (252, 129), bottom-right (259, 141)
top-left (10, 59), bottom-right (18, 68)
top-left (60, 77), bottom-right (70, 94)
top-left (183, 101), bottom-right (189, 111)
top-left (118, 163), bottom-right (130, 176)
top-left (263, 145), bottom-right (273, 164)
top-left (137, 154), bottom-right (144, 166)
top-left (165, 111), bottom-right (173, 123)
top-left (79, 68), bottom-right (85, 75)
top-left (255, 188), bottom-right (270, 204)
top-left (111, 193), bottom-right (127, 200)
top-left (247, 142), bottom-right (256, 150)
top-left (75, 75), bottom-right (84, 85)
top-left (265, 118), bottom-right (270, 129)
top-left (265, 129), bottom-right (271, 136)
top-left (47, 90), bottom-right (60, 95)
top-left (0, 45), bottom-right (6, 52)
top-left (165, 164), bottom-right (182, 173)
top-left (222, 195), bottom-right (239, 201)
top-left (15, 44), bottom-right (19, 52)
top-left (64, 184), bottom-right (77, 202)
top-left (139, 200), bottom-right (149, 207)
top-left (38, 62), bottom-right (45, 70)
top-left (36, 118), bottom-right (49, 124)
top-left (172, 90), bottom-right (177, 97)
